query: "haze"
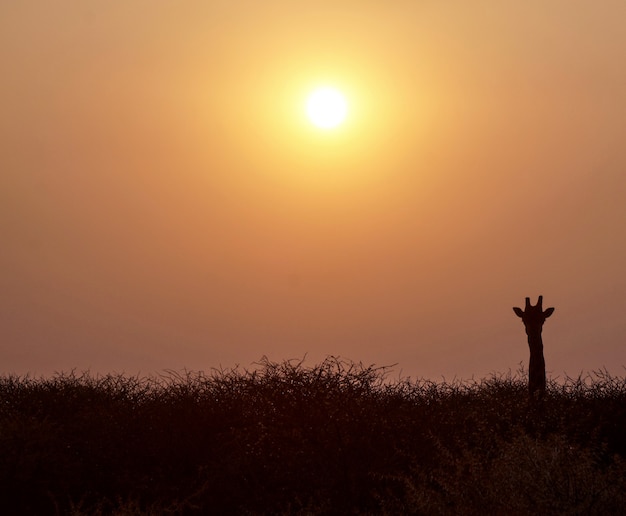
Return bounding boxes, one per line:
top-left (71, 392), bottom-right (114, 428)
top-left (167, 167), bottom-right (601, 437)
top-left (1, 1), bottom-right (625, 380)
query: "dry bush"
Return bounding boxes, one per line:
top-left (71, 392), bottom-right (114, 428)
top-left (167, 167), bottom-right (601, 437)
top-left (0, 360), bottom-right (625, 514)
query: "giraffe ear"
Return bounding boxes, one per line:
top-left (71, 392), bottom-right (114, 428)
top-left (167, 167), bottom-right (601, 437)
top-left (544, 307), bottom-right (555, 318)
top-left (513, 307), bottom-right (524, 318)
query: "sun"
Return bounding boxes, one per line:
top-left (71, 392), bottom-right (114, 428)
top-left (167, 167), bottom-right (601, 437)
top-left (306, 87), bottom-right (348, 129)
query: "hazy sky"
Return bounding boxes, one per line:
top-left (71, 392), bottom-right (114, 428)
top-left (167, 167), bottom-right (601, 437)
top-left (2, 1), bottom-right (625, 380)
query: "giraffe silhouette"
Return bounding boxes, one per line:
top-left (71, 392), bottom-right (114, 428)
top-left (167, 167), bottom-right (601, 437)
top-left (513, 295), bottom-right (555, 401)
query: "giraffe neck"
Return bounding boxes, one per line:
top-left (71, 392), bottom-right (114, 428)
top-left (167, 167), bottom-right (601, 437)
top-left (526, 328), bottom-right (546, 399)
top-left (527, 330), bottom-right (544, 353)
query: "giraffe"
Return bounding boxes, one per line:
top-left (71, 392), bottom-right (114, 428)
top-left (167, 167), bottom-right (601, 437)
top-left (513, 295), bottom-right (555, 401)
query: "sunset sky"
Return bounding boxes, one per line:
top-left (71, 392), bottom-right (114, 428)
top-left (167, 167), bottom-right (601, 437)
top-left (2, 1), bottom-right (625, 380)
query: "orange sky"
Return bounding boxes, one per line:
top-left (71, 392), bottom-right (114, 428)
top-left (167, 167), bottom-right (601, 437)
top-left (1, 1), bottom-right (625, 379)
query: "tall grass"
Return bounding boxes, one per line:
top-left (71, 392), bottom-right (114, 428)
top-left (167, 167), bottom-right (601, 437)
top-left (1, 357), bottom-right (625, 514)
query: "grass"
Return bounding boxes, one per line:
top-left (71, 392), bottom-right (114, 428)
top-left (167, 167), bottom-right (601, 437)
top-left (1, 357), bottom-right (625, 514)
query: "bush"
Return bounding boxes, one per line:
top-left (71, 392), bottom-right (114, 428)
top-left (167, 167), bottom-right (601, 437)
top-left (0, 358), bottom-right (625, 514)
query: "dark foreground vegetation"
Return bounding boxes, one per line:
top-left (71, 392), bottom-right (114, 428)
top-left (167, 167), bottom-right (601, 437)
top-left (1, 357), bottom-right (625, 515)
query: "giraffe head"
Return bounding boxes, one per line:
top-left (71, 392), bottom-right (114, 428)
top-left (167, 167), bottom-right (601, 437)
top-left (513, 295), bottom-right (554, 337)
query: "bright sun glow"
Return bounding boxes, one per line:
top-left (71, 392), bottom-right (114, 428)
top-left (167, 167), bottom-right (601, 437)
top-left (306, 87), bottom-right (348, 129)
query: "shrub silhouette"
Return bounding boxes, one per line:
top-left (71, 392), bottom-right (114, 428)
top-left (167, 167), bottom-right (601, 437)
top-left (0, 357), bottom-right (625, 514)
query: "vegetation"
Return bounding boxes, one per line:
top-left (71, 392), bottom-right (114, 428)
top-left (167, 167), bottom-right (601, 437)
top-left (1, 357), bottom-right (625, 515)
